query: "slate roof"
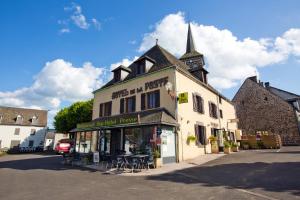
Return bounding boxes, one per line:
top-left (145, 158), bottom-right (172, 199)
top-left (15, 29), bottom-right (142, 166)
top-left (266, 86), bottom-right (300, 101)
top-left (0, 106), bottom-right (47, 127)
top-left (235, 77), bottom-right (300, 104)
top-left (180, 23), bottom-right (203, 60)
top-left (111, 65), bottom-right (132, 73)
top-left (98, 44), bottom-right (189, 90)
top-left (94, 44), bottom-right (232, 104)
top-left (180, 51), bottom-right (203, 60)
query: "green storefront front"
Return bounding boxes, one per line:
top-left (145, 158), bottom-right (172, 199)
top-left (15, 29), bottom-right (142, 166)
top-left (70, 108), bottom-right (179, 164)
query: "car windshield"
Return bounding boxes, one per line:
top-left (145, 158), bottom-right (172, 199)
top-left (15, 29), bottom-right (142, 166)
top-left (59, 139), bottom-right (73, 143)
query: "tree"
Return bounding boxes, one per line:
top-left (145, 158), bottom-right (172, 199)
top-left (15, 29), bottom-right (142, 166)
top-left (54, 99), bottom-right (93, 133)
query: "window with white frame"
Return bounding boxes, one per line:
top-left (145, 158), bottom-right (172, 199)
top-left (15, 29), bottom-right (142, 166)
top-left (31, 115), bottom-right (38, 124)
top-left (16, 115), bottom-right (23, 124)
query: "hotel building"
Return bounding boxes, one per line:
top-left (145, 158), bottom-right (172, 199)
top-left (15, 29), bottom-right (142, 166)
top-left (72, 24), bottom-right (238, 163)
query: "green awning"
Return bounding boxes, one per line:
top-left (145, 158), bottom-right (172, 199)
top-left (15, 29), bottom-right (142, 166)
top-left (70, 108), bottom-right (178, 132)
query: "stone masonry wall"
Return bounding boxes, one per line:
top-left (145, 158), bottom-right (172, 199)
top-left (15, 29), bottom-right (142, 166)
top-left (233, 78), bottom-right (300, 145)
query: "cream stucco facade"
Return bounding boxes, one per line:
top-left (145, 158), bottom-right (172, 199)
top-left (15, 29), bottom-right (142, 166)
top-left (175, 70), bottom-right (237, 161)
top-left (93, 67), bottom-right (176, 120)
top-left (91, 66), bottom-right (238, 161)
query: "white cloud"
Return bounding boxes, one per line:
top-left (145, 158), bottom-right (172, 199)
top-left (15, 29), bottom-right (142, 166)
top-left (59, 28), bottom-right (70, 34)
top-left (129, 40), bottom-right (137, 45)
top-left (110, 57), bottom-right (139, 71)
top-left (0, 59), bottom-right (105, 126)
top-left (59, 3), bottom-right (102, 32)
top-left (69, 4), bottom-right (89, 29)
top-left (92, 18), bottom-right (101, 30)
top-left (139, 12), bottom-right (300, 89)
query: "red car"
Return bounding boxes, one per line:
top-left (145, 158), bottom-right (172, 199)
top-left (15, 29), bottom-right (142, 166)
top-left (55, 139), bottom-right (74, 154)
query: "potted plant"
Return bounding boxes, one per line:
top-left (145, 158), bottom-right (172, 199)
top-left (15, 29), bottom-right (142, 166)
top-left (232, 143), bottom-right (239, 152)
top-left (153, 149), bottom-right (162, 168)
top-left (187, 135), bottom-right (196, 145)
top-left (224, 141), bottom-right (231, 154)
top-left (241, 141), bottom-right (249, 150)
top-left (209, 136), bottom-right (219, 154)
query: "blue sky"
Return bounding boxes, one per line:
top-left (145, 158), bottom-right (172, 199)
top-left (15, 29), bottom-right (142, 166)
top-left (0, 0), bottom-right (300, 127)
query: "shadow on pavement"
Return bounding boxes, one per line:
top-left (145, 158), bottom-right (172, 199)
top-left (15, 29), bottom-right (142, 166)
top-left (147, 161), bottom-right (300, 196)
top-left (262, 151), bottom-right (300, 154)
top-left (0, 156), bottom-right (97, 172)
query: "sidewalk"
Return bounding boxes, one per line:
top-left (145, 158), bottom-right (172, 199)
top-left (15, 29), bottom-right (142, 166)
top-left (84, 153), bottom-right (225, 176)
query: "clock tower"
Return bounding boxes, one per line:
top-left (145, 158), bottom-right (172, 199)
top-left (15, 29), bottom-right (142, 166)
top-left (180, 23), bottom-right (208, 84)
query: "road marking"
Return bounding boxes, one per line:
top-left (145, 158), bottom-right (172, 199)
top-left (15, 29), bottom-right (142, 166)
top-left (236, 189), bottom-right (279, 200)
top-left (175, 172), bottom-right (279, 200)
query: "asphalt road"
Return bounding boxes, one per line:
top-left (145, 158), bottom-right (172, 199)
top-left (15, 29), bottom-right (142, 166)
top-left (0, 147), bottom-right (299, 200)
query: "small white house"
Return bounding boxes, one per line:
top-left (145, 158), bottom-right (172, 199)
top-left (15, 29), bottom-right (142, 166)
top-left (0, 106), bottom-right (47, 150)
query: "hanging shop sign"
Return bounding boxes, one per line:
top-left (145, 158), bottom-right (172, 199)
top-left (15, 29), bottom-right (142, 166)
top-left (178, 92), bottom-right (188, 104)
top-left (111, 76), bottom-right (169, 99)
top-left (77, 114), bottom-right (139, 129)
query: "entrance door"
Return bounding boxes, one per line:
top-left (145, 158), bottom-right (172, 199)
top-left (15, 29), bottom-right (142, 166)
top-left (110, 129), bottom-right (122, 155)
top-left (160, 129), bottom-right (176, 164)
top-left (99, 130), bottom-right (111, 154)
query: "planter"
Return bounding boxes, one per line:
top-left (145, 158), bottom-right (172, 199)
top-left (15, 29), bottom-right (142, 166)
top-left (154, 158), bottom-right (162, 168)
top-left (243, 144), bottom-right (249, 150)
top-left (187, 136), bottom-right (196, 146)
top-left (224, 147), bottom-right (231, 154)
top-left (232, 146), bottom-right (239, 152)
top-left (211, 142), bottom-right (219, 154)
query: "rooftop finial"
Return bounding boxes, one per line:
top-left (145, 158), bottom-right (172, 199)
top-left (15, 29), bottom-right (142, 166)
top-left (156, 38), bottom-right (158, 45)
top-left (186, 23), bottom-right (196, 53)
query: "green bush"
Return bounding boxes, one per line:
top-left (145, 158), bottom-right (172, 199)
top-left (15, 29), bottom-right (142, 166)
top-left (232, 143), bottom-right (238, 148)
top-left (187, 135), bottom-right (196, 142)
top-left (224, 141), bottom-right (231, 148)
top-left (153, 149), bottom-right (161, 158)
top-left (257, 141), bottom-right (265, 149)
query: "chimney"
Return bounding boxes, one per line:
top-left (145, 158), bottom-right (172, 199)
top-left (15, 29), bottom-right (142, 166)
top-left (265, 82), bottom-right (270, 87)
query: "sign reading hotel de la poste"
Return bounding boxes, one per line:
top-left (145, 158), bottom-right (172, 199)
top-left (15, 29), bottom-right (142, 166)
top-left (111, 76), bottom-right (169, 100)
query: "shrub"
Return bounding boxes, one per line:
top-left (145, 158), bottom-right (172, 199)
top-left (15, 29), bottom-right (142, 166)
top-left (257, 141), bottom-right (265, 149)
top-left (224, 141), bottom-right (231, 148)
top-left (187, 135), bottom-right (196, 143)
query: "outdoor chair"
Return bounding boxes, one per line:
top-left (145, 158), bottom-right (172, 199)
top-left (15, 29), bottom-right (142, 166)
top-left (145, 155), bottom-right (155, 170)
top-left (105, 155), bottom-right (118, 170)
top-left (125, 157), bottom-right (139, 173)
top-left (116, 156), bottom-right (125, 170)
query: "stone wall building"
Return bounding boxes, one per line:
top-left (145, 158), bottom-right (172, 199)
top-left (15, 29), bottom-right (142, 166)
top-left (233, 76), bottom-right (300, 145)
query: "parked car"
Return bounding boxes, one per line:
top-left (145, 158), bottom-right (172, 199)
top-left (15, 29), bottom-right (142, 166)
top-left (55, 139), bottom-right (74, 155)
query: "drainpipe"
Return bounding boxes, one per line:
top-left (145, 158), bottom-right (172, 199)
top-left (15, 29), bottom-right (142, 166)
top-left (173, 66), bottom-right (181, 162)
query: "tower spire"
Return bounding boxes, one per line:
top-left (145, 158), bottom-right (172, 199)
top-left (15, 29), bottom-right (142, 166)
top-left (186, 23), bottom-right (195, 53)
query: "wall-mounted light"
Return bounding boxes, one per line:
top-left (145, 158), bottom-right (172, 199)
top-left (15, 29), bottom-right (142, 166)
top-left (165, 82), bottom-right (176, 100)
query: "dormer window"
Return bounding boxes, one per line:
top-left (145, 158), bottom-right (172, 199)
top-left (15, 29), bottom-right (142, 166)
top-left (137, 63), bottom-right (146, 75)
top-left (135, 56), bottom-right (155, 75)
top-left (31, 115), bottom-right (38, 125)
top-left (112, 65), bottom-right (131, 82)
top-left (16, 114), bottom-right (23, 124)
